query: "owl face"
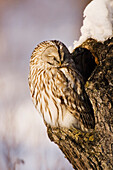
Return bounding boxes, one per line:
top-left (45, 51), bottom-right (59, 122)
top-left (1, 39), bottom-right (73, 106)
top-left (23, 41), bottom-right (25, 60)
top-left (32, 40), bottom-right (71, 68)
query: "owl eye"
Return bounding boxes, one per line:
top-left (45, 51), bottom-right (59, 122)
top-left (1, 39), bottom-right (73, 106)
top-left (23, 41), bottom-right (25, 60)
top-left (48, 55), bottom-right (53, 58)
top-left (53, 57), bottom-right (59, 63)
top-left (48, 55), bottom-right (59, 63)
top-left (47, 61), bottom-right (53, 65)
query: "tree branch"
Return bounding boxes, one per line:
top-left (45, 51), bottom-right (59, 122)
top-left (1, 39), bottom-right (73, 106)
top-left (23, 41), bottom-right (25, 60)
top-left (47, 38), bottom-right (113, 170)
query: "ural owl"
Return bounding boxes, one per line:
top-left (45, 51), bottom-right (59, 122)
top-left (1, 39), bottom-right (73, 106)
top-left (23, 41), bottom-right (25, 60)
top-left (28, 40), bottom-right (95, 130)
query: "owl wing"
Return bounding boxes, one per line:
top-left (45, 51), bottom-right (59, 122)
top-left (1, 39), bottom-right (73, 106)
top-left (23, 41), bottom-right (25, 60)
top-left (52, 67), bottom-right (95, 129)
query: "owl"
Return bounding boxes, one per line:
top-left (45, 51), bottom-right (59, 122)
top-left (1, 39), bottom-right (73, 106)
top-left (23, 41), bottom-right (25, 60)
top-left (28, 40), bottom-right (95, 130)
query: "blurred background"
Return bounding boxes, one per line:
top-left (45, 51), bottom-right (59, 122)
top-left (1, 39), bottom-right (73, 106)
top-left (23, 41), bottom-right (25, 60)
top-left (0, 0), bottom-right (91, 169)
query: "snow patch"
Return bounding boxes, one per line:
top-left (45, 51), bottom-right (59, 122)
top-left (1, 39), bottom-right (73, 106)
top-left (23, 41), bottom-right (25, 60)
top-left (72, 0), bottom-right (113, 49)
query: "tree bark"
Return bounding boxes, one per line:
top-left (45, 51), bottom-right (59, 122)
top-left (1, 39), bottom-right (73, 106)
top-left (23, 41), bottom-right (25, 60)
top-left (47, 38), bottom-right (113, 170)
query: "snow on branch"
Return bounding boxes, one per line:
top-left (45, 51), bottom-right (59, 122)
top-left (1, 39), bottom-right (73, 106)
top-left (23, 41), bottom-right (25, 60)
top-left (73, 0), bottom-right (113, 49)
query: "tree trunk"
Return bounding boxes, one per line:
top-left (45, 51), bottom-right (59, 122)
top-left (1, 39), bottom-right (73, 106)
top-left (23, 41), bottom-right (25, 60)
top-left (47, 38), bottom-right (113, 170)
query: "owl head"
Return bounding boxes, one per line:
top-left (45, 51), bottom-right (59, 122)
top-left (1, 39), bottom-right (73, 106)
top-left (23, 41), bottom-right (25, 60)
top-left (30, 40), bottom-right (72, 68)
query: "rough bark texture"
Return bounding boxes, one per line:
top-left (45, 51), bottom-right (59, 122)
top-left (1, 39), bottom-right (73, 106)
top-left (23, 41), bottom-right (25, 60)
top-left (47, 38), bottom-right (113, 170)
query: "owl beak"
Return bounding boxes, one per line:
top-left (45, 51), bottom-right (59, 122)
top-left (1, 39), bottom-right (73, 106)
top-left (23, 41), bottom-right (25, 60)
top-left (59, 61), bottom-right (62, 66)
